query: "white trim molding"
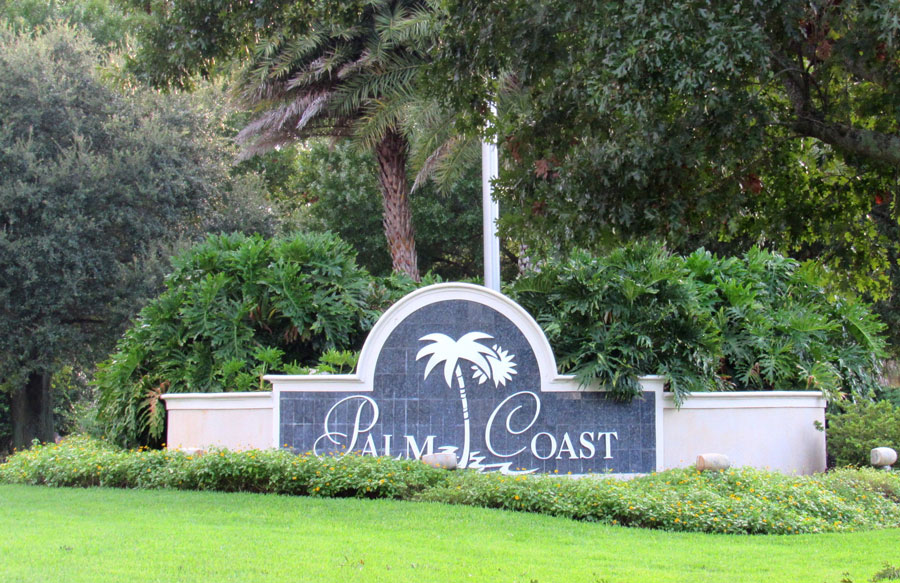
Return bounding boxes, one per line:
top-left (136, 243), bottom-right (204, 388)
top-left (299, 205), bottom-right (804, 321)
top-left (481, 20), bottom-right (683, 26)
top-left (663, 391), bottom-right (826, 409)
top-left (162, 392), bottom-right (273, 410)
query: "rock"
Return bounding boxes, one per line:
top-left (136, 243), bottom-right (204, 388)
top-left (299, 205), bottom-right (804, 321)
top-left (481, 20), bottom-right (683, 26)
top-left (420, 452), bottom-right (458, 470)
top-left (696, 453), bottom-right (731, 471)
top-left (871, 447), bottom-right (897, 468)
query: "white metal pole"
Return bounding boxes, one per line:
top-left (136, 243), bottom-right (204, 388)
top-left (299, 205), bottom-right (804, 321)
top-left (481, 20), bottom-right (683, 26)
top-left (482, 110), bottom-right (501, 291)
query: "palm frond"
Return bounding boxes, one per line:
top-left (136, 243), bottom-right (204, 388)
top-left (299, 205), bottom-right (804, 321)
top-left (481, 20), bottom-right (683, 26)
top-left (268, 30), bottom-right (327, 82)
top-left (230, 0), bottom-right (448, 170)
top-left (411, 136), bottom-right (457, 191)
top-left (335, 49), bottom-right (372, 81)
top-left (354, 99), bottom-right (406, 150)
top-left (296, 93), bottom-right (331, 132)
top-left (429, 135), bottom-right (481, 193)
top-left (405, 100), bottom-right (458, 164)
top-left (379, 5), bottom-right (436, 46)
top-left (236, 92), bottom-right (327, 141)
top-left (332, 65), bottom-right (419, 116)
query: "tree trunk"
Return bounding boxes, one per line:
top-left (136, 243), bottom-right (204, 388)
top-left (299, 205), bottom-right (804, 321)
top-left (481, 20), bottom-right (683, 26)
top-left (374, 127), bottom-right (419, 281)
top-left (11, 371), bottom-right (54, 449)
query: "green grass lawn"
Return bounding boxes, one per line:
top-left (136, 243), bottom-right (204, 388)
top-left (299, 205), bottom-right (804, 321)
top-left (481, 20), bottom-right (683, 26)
top-left (1, 484), bottom-right (898, 583)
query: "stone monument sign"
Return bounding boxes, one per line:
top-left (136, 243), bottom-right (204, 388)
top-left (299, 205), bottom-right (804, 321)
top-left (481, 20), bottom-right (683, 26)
top-left (269, 283), bottom-right (663, 474)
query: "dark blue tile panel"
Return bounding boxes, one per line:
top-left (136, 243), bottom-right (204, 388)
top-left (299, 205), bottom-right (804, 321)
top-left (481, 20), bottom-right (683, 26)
top-left (279, 300), bottom-right (656, 474)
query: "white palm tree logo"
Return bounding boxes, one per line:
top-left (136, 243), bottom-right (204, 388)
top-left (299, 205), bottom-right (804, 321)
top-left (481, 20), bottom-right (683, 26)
top-left (416, 332), bottom-right (517, 468)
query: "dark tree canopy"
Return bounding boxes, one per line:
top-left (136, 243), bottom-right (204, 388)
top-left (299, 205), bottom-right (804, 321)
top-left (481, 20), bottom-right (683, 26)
top-left (0, 25), bottom-right (271, 446)
top-left (433, 0), bottom-right (900, 295)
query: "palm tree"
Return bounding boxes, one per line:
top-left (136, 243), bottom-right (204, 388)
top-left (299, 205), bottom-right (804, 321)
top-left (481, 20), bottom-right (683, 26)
top-left (416, 332), bottom-right (517, 468)
top-left (232, 1), bottom-right (434, 280)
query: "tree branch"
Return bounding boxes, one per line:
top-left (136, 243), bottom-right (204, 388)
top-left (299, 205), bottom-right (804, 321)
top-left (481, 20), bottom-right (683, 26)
top-left (792, 117), bottom-right (900, 166)
top-left (775, 51), bottom-right (900, 166)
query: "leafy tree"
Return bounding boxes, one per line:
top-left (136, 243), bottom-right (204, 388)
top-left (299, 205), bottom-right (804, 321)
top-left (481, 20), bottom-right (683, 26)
top-left (125, 0), bottom-right (444, 281)
top-left (0, 25), bottom-right (273, 448)
top-left (433, 0), bottom-right (900, 296)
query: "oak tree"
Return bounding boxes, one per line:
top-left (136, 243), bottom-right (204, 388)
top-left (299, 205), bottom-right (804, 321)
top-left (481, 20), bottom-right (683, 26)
top-left (434, 0), bottom-right (900, 294)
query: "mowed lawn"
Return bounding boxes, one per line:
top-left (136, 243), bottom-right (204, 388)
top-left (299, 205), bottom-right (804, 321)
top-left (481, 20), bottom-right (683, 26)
top-left (1, 484), bottom-right (898, 583)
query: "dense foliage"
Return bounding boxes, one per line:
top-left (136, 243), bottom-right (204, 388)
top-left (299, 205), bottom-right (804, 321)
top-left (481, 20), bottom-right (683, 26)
top-left (511, 243), bottom-right (720, 403)
top-left (433, 0), bottom-right (900, 298)
top-left (94, 232), bottom-right (426, 447)
top-left (685, 248), bottom-right (887, 398)
top-left (827, 401), bottom-right (900, 467)
top-left (0, 392), bottom-right (10, 455)
top-left (0, 0), bottom-right (134, 49)
top-left (0, 25), bottom-right (274, 447)
top-left (3, 436), bottom-right (899, 535)
top-left (510, 243), bottom-right (886, 404)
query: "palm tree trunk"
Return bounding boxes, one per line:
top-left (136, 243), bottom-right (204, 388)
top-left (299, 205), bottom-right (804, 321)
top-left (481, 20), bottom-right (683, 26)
top-left (374, 127), bottom-right (419, 281)
top-left (454, 364), bottom-right (470, 469)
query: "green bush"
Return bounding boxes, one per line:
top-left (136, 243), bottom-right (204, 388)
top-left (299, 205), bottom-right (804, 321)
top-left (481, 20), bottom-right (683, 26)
top-left (510, 243), bottom-right (887, 404)
top-left (94, 232), bottom-right (425, 447)
top-left (827, 400), bottom-right (900, 467)
top-left (419, 465), bottom-right (900, 535)
top-left (3, 436), bottom-right (899, 535)
top-left (0, 436), bottom-right (446, 498)
top-left (685, 248), bottom-right (886, 400)
top-left (876, 386), bottom-right (900, 408)
top-left (510, 242), bottom-right (721, 404)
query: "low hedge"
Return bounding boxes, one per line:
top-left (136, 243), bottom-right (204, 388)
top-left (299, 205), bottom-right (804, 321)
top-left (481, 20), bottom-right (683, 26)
top-left (0, 436), bottom-right (443, 499)
top-left (2, 436), bottom-right (898, 535)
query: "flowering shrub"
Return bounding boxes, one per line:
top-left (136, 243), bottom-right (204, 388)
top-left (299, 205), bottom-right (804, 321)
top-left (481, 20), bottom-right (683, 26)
top-left (2, 436), bottom-right (898, 535)
top-left (0, 436), bottom-right (444, 499)
top-left (419, 466), bottom-right (900, 535)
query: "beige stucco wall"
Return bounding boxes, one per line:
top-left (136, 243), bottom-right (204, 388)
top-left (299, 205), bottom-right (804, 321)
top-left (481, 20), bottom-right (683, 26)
top-left (663, 392), bottom-right (826, 474)
top-left (161, 393), bottom-right (273, 452)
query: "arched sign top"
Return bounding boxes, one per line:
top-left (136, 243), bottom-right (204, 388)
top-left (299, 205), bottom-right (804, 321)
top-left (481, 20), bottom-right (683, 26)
top-left (357, 283), bottom-right (566, 389)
